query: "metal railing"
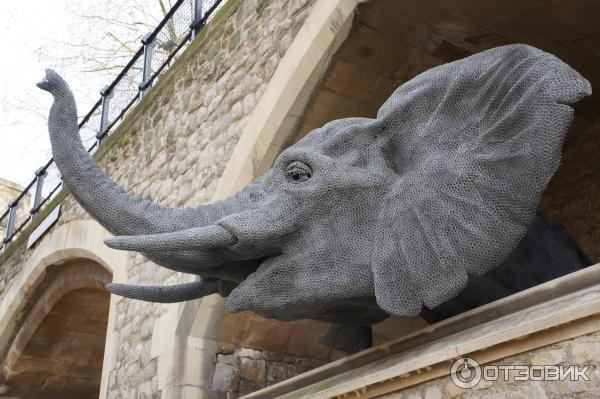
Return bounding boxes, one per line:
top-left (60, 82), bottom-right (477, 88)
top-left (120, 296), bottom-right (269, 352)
top-left (0, 0), bottom-right (224, 255)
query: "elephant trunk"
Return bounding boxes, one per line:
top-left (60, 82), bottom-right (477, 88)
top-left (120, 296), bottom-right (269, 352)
top-left (37, 69), bottom-right (227, 236)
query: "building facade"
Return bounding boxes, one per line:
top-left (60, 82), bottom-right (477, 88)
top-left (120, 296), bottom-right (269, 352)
top-left (0, 0), bottom-right (598, 398)
top-left (0, 179), bottom-right (30, 242)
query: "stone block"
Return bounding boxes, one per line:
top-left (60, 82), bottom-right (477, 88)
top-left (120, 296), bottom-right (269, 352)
top-left (531, 348), bottom-right (566, 365)
top-left (239, 358), bottom-right (266, 383)
top-left (137, 381), bottom-right (153, 399)
top-left (424, 386), bottom-right (442, 399)
top-left (443, 380), bottom-right (466, 398)
top-left (140, 317), bottom-right (155, 340)
top-left (570, 341), bottom-right (600, 364)
top-left (266, 362), bottom-right (294, 383)
top-left (211, 363), bottom-right (239, 392)
top-left (236, 347), bottom-right (263, 360)
top-left (217, 353), bottom-right (238, 366)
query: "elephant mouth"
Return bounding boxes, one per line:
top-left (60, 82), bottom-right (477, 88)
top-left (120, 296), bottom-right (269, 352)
top-left (104, 256), bottom-right (267, 305)
top-left (102, 220), bottom-right (281, 303)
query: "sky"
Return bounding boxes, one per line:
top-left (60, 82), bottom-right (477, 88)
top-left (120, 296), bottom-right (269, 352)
top-left (0, 1), bottom-right (165, 187)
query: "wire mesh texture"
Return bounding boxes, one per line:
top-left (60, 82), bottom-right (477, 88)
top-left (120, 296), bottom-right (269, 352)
top-left (0, 0), bottom-right (225, 254)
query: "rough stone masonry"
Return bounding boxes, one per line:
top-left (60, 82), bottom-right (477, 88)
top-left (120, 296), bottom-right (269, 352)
top-left (1, 0), bottom-right (321, 397)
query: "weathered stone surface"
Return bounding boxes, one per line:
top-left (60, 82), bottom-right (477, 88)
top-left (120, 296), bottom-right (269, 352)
top-left (380, 330), bottom-right (600, 399)
top-left (266, 362), bottom-right (290, 383)
top-left (137, 381), bottom-right (153, 399)
top-left (443, 381), bottom-right (466, 398)
top-left (570, 342), bottom-right (600, 364)
top-left (237, 348), bottom-right (263, 360)
top-left (423, 386), bottom-right (442, 399)
top-left (239, 358), bottom-right (266, 382)
top-left (4, 1), bottom-right (598, 398)
top-left (212, 362), bottom-right (239, 392)
top-left (217, 353), bottom-right (238, 366)
top-left (139, 317), bottom-right (154, 340)
top-left (0, 0), bottom-right (319, 398)
top-left (530, 347), bottom-right (566, 365)
top-left (211, 346), bottom-right (325, 397)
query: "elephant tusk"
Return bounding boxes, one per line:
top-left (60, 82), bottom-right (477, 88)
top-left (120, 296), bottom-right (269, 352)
top-left (106, 279), bottom-right (221, 302)
top-left (104, 224), bottom-right (237, 252)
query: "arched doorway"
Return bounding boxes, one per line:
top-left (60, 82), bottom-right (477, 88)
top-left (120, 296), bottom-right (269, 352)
top-left (0, 259), bottom-right (111, 398)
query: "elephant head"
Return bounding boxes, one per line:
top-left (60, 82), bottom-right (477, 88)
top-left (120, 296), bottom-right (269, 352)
top-left (38, 44), bottom-right (590, 327)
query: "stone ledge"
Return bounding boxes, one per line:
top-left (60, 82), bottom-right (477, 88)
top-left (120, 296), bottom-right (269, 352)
top-left (243, 263), bottom-right (600, 398)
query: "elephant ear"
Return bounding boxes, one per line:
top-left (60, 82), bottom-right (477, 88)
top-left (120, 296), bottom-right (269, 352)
top-left (371, 44), bottom-right (591, 316)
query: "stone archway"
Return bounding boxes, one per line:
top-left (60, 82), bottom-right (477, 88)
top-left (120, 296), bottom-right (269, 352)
top-left (0, 220), bottom-right (128, 398)
top-left (0, 259), bottom-right (111, 398)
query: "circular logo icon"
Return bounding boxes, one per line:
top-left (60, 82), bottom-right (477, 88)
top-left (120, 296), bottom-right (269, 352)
top-left (450, 357), bottom-right (481, 388)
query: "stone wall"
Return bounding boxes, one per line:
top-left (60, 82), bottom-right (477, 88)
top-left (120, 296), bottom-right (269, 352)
top-left (380, 330), bottom-right (600, 399)
top-left (0, 178), bottom-right (30, 241)
top-left (96, 0), bottom-right (321, 397)
top-left (0, 178), bottom-right (32, 303)
top-left (1, 0), bottom-right (323, 397)
top-left (0, 238), bottom-right (26, 302)
top-left (211, 347), bottom-right (326, 398)
top-left (3, 0), bottom-right (597, 397)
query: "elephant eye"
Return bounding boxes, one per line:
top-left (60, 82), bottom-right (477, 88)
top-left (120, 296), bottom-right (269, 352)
top-left (285, 161), bottom-right (312, 183)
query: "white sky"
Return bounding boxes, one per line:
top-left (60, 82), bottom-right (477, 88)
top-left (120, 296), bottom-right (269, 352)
top-left (0, 1), bottom-right (165, 187)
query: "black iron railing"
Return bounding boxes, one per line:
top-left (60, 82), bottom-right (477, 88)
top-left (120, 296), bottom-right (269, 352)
top-left (0, 0), bottom-right (224, 254)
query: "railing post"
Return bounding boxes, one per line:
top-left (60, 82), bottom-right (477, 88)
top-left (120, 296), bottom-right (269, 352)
top-left (97, 85), bottom-right (113, 147)
top-left (191, 0), bottom-right (204, 38)
top-left (139, 33), bottom-right (155, 98)
top-left (3, 199), bottom-right (18, 246)
top-left (30, 167), bottom-right (47, 218)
